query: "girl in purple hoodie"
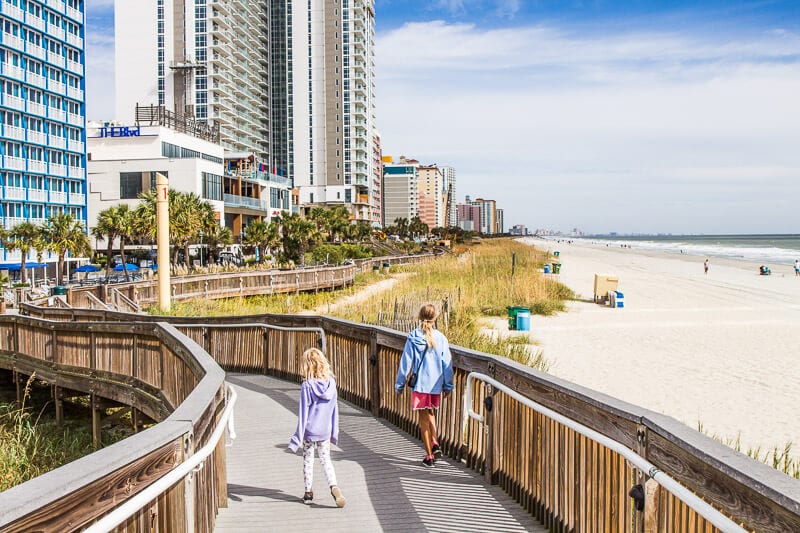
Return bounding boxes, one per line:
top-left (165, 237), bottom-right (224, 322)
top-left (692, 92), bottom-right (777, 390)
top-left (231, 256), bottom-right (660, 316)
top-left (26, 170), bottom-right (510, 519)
top-left (289, 347), bottom-right (346, 507)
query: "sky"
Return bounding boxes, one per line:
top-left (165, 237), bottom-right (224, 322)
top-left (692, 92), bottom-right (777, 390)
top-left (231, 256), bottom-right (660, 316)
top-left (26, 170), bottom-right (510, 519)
top-left (85, 1), bottom-right (800, 234)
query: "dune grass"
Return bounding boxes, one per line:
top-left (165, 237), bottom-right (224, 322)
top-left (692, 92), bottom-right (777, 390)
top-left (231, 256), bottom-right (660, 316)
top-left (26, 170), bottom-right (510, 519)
top-left (697, 423), bottom-right (799, 479)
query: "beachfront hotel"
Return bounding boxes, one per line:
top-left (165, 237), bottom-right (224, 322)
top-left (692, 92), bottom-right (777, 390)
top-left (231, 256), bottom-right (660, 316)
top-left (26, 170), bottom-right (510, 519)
top-left (291, 0), bottom-right (378, 224)
top-left (0, 0), bottom-right (86, 264)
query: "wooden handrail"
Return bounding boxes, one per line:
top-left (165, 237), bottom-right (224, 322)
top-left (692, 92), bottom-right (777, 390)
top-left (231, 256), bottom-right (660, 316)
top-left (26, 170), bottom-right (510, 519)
top-left (6, 307), bottom-right (800, 532)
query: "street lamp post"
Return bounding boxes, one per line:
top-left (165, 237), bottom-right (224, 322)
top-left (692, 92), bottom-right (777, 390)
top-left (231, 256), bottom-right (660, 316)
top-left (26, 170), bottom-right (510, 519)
top-left (199, 231), bottom-right (204, 268)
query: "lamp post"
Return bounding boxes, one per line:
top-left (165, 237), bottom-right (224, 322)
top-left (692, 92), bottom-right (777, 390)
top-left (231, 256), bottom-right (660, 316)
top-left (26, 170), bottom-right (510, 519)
top-left (198, 230), bottom-right (204, 267)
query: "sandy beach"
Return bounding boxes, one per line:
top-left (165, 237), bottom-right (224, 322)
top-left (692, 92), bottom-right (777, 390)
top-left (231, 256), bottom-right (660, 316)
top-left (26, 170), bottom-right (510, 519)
top-left (507, 238), bottom-right (800, 455)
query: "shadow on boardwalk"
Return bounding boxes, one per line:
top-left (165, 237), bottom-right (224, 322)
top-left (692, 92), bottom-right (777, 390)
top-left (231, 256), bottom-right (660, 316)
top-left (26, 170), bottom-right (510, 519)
top-left (215, 374), bottom-right (544, 533)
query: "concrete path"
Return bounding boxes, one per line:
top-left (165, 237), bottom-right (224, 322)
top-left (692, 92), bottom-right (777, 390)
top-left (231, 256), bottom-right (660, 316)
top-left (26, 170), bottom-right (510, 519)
top-left (214, 374), bottom-right (545, 532)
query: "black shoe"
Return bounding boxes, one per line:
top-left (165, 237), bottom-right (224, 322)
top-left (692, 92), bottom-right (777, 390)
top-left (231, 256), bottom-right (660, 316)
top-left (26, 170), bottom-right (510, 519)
top-left (303, 491), bottom-right (313, 505)
top-left (432, 443), bottom-right (442, 458)
top-left (422, 456), bottom-right (435, 468)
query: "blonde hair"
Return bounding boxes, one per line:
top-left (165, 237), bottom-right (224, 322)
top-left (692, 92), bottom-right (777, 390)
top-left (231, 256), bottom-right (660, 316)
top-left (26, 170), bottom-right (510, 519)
top-left (418, 303), bottom-right (438, 349)
top-left (300, 347), bottom-right (332, 381)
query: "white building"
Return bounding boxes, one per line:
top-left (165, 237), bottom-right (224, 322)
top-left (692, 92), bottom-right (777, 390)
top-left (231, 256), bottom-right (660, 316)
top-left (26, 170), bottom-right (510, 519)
top-left (441, 166), bottom-right (456, 227)
top-left (382, 157), bottom-right (418, 226)
top-left (86, 120), bottom-right (224, 248)
top-left (291, 0), bottom-right (377, 223)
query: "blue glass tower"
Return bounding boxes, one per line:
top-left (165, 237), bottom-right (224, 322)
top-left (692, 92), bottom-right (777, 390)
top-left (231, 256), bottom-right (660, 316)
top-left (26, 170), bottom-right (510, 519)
top-left (0, 0), bottom-right (85, 263)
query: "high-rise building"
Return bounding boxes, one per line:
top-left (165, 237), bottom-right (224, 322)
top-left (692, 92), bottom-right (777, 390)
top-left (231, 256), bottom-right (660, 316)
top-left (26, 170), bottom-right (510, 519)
top-left (291, 0), bottom-right (377, 223)
top-left (371, 130), bottom-right (382, 227)
top-left (441, 166), bottom-right (456, 227)
top-left (468, 197), bottom-right (497, 235)
top-left (115, 0), bottom-right (270, 160)
top-left (456, 203), bottom-right (481, 232)
top-left (417, 164), bottom-right (444, 229)
top-left (382, 156), bottom-right (417, 226)
top-left (0, 0), bottom-right (87, 264)
top-left (496, 208), bottom-right (504, 234)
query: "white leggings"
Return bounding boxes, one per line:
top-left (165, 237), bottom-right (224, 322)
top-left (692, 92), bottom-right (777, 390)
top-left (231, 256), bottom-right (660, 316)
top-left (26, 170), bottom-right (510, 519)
top-left (303, 440), bottom-right (338, 492)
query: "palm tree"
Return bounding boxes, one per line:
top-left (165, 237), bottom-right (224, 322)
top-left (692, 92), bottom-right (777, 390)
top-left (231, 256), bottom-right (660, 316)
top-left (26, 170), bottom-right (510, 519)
top-left (277, 212), bottom-right (319, 265)
top-left (202, 223), bottom-right (233, 265)
top-left (1, 223), bottom-right (42, 285)
top-left (92, 204), bottom-right (135, 281)
top-left (393, 217), bottom-right (409, 238)
top-left (244, 219), bottom-right (281, 263)
top-left (409, 216), bottom-right (429, 239)
top-left (41, 213), bottom-right (91, 284)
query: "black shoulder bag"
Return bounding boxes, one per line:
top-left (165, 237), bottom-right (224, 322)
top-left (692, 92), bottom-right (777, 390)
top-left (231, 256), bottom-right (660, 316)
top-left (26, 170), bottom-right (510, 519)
top-left (406, 345), bottom-right (427, 389)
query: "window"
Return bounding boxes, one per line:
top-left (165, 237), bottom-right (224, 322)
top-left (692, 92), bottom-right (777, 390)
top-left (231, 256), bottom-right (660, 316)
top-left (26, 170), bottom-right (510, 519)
top-left (202, 172), bottom-right (222, 201)
top-left (120, 172), bottom-right (143, 199)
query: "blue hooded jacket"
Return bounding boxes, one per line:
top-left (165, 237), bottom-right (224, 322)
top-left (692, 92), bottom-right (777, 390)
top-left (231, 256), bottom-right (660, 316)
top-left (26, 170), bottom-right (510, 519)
top-left (394, 328), bottom-right (454, 395)
top-left (288, 378), bottom-right (339, 452)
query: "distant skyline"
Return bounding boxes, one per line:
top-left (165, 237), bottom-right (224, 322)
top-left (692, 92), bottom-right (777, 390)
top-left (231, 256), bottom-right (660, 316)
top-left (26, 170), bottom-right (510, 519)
top-left (85, 1), bottom-right (800, 234)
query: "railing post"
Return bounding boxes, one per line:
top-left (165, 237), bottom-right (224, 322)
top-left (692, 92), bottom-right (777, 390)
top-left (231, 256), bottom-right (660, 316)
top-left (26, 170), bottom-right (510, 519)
top-left (263, 327), bottom-right (271, 375)
top-left (368, 330), bottom-right (380, 416)
top-left (183, 433), bottom-right (196, 533)
top-left (644, 478), bottom-right (661, 533)
top-left (636, 424), bottom-right (649, 532)
top-left (484, 384), bottom-right (496, 485)
top-left (54, 386), bottom-right (64, 427)
top-left (91, 393), bottom-right (102, 450)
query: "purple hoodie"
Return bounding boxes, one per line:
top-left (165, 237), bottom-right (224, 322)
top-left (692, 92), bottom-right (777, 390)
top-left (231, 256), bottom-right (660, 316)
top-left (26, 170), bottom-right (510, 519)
top-left (288, 378), bottom-right (340, 452)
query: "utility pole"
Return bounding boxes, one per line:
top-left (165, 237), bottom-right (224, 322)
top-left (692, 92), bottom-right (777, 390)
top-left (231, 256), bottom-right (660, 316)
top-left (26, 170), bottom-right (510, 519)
top-left (156, 173), bottom-right (171, 311)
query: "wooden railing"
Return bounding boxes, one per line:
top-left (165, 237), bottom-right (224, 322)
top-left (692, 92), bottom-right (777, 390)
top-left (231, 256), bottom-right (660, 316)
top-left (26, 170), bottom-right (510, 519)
top-left (15, 306), bottom-right (800, 532)
top-left (65, 255), bottom-right (433, 310)
top-left (0, 316), bottom-right (229, 532)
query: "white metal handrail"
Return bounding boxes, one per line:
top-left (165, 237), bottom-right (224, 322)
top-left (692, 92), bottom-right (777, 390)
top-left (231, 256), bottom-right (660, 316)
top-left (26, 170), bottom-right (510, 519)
top-left (84, 384), bottom-right (238, 533)
top-left (462, 372), bottom-right (745, 533)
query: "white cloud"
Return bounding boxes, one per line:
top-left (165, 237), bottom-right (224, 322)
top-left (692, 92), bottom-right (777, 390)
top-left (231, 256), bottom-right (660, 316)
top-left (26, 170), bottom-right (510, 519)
top-left (375, 21), bottom-right (800, 233)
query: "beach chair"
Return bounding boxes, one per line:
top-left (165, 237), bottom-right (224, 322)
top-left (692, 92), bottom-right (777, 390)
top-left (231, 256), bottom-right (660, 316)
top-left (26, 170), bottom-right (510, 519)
top-left (594, 274), bottom-right (619, 303)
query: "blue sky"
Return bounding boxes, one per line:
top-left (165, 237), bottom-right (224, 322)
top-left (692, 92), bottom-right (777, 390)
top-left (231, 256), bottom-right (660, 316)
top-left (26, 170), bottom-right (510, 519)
top-left (85, 1), bottom-right (800, 234)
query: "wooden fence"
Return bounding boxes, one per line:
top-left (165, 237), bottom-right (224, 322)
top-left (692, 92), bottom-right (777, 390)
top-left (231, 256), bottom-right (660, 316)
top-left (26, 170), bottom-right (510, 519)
top-left (0, 316), bottom-right (228, 532)
top-left (14, 306), bottom-right (800, 532)
top-left (63, 255), bottom-right (433, 310)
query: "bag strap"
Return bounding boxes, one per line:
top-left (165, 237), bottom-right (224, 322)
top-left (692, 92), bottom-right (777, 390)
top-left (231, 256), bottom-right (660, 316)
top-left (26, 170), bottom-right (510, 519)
top-left (412, 345), bottom-right (428, 374)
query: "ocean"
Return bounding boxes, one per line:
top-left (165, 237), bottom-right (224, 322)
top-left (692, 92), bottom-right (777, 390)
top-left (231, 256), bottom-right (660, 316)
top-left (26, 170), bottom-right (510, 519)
top-left (564, 234), bottom-right (800, 266)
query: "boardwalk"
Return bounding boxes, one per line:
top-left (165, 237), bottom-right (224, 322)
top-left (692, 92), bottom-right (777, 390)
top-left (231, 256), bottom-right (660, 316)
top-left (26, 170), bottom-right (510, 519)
top-left (215, 374), bottom-right (545, 532)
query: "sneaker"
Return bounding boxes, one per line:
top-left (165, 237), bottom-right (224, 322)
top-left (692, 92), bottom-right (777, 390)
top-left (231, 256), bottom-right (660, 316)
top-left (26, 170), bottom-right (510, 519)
top-left (431, 443), bottom-right (442, 458)
top-left (422, 455), bottom-right (435, 468)
top-left (331, 486), bottom-right (346, 508)
top-left (303, 491), bottom-right (313, 505)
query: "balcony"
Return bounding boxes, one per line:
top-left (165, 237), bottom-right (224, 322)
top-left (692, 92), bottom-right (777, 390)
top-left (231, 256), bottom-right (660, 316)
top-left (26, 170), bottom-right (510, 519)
top-left (3, 186), bottom-right (26, 200)
top-left (67, 85), bottom-right (83, 100)
top-left (1, 2), bottom-right (24, 22)
top-left (49, 190), bottom-right (67, 203)
top-left (68, 165), bottom-right (84, 179)
top-left (3, 155), bottom-right (25, 171)
top-left (27, 130), bottom-right (47, 145)
top-left (224, 193), bottom-right (269, 211)
top-left (1, 32), bottom-right (24, 52)
top-left (66, 32), bottom-right (82, 48)
top-left (48, 51), bottom-right (65, 68)
top-left (49, 107), bottom-right (66, 121)
top-left (66, 60), bottom-right (83, 75)
top-left (27, 44), bottom-right (47, 61)
top-left (3, 217), bottom-right (25, 230)
top-left (3, 94), bottom-right (25, 111)
top-left (25, 13), bottom-right (45, 31)
top-left (67, 139), bottom-right (84, 153)
top-left (28, 189), bottom-right (47, 202)
top-left (48, 135), bottom-right (66, 149)
top-left (49, 25), bottom-right (66, 41)
top-left (69, 192), bottom-right (85, 205)
top-left (66, 5), bottom-right (83, 24)
top-left (27, 72), bottom-right (47, 89)
top-left (1, 62), bottom-right (24, 80)
top-left (28, 159), bottom-right (47, 174)
top-left (49, 79), bottom-right (66, 94)
top-left (50, 163), bottom-right (67, 177)
top-left (27, 101), bottom-right (46, 117)
top-left (3, 124), bottom-right (25, 141)
top-left (67, 112), bottom-right (83, 126)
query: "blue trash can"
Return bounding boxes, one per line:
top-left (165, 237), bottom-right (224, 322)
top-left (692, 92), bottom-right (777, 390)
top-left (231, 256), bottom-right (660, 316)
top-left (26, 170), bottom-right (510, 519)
top-left (543, 264), bottom-right (551, 274)
top-left (516, 310), bottom-right (531, 331)
top-left (614, 291), bottom-right (625, 308)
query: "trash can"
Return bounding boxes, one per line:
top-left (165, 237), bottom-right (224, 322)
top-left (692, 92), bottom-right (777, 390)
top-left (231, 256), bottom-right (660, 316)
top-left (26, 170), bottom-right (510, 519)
top-left (552, 263), bottom-right (562, 274)
top-left (506, 306), bottom-right (529, 330)
top-left (382, 262), bottom-right (391, 268)
top-left (52, 286), bottom-right (67, 296)
top-left (516, 310), bottom-right (531, 331)
top-left (553, 251), bottom-right (560, 257)
top-left (614, 291), bottom-right (624, 308)
top-left (372, 264), bottom-right (380, 271)
top-left (543, 264), bottom-right (551, 274)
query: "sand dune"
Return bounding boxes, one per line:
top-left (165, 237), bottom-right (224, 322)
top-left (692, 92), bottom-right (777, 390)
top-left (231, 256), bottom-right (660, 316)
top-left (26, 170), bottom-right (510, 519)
top-left (518, 238), bottom-right (800, 453)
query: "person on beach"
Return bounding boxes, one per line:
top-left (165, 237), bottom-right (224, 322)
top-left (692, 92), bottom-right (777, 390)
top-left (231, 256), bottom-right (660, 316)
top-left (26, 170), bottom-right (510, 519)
top-left (288, 347), bottom-right (346, 507)
top-left (394, 303), bottom-right (454, 467)
top-left (795, 259), bottom-right (799, 277)
top-left (704, 259), bottom-right (709, 275)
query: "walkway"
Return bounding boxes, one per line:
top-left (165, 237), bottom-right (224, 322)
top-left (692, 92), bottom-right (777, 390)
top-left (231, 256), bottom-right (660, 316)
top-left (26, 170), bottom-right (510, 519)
top-left (214, 374), bottom-right (545, 532)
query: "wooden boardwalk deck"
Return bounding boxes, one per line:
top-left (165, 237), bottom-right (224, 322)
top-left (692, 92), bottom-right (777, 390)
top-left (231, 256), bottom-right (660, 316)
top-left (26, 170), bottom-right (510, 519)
top-left (214, 374), bottom-right (546, 532)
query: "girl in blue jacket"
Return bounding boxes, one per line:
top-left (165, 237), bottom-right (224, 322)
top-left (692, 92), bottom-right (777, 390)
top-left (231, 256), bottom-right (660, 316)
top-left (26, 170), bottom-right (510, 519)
top-left (395, 303), bottom-right (454, 467)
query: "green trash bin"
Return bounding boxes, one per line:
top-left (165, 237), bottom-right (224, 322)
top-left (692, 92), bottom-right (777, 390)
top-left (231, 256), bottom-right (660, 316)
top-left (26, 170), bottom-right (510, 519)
top-left (553, 251), bottom-right (560, 257)
top-left (52, 286), bottom-right (67, 296)
top-left (506, 306), bottom-right (529, 330)
top-left (552, 263), bottom-right (562, 274)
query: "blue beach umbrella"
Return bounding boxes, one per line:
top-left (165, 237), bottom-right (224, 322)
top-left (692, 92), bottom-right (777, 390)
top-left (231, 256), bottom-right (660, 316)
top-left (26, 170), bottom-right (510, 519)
top-left (113, 263), bottom-right (140, 272)
top-left (75, 264), bottom-right (101, 273)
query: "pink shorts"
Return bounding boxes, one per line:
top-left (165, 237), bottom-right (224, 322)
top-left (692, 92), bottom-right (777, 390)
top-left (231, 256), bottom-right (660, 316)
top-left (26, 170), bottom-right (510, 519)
top-left (412, 392), bottom-right (441, 410)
